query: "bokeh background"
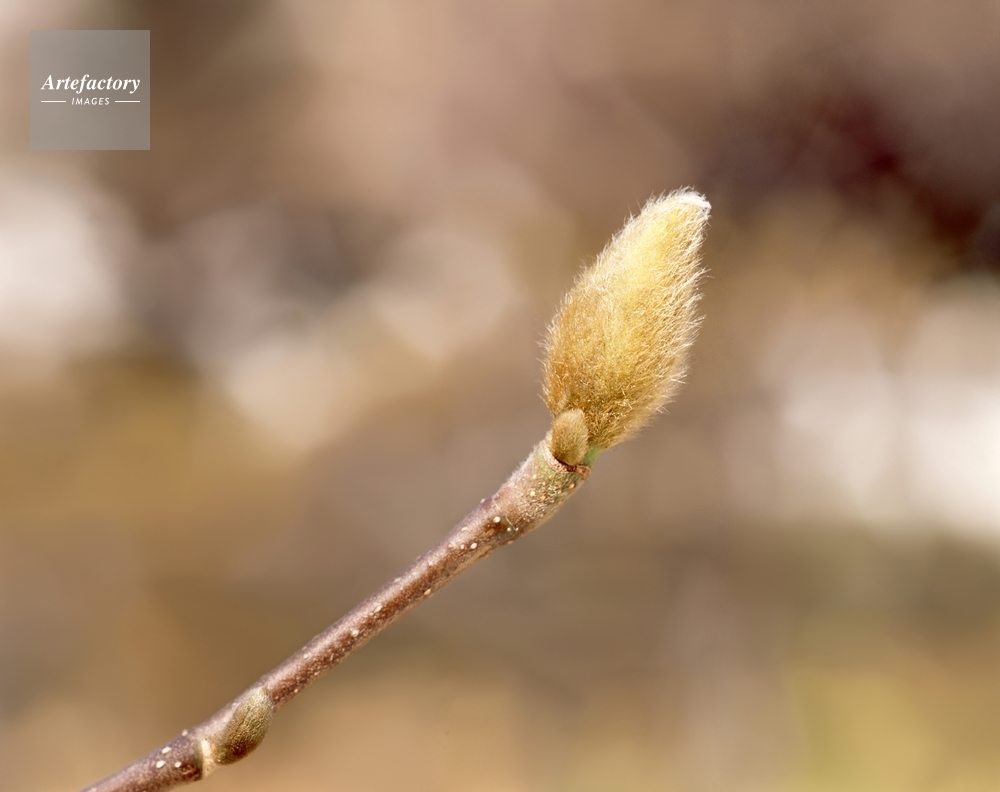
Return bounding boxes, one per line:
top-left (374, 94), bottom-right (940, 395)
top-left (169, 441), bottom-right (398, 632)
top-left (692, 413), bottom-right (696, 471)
top-left (2, 1), bottom-right (1000, 790)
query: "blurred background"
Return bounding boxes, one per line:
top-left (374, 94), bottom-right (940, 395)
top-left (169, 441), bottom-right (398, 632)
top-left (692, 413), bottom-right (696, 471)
top-left (2, 1), bottom-right (1000, 790)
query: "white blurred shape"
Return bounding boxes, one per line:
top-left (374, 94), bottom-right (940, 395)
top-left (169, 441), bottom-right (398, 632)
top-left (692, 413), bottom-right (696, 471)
top-left (222, 324), bottom-right (358, 454)
top-left (901, 283), bottom-right (1000, 534)
top-left (0, 170), bottom-right (130, 366)
top-left (905, 379), bottom-right (1000, 531)
top-left (369, 225), bottom-right (515, 364)
top-left (778, 370), bottom-right (899, 514)
top-left (746, 280), bottom-right (1000, 537)
top-left (767, 310), bottom-right (900, 523)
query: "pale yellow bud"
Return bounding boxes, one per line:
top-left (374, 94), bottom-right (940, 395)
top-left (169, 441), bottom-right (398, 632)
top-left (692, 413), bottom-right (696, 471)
top-left (543, 190), bottom-right (709, 461)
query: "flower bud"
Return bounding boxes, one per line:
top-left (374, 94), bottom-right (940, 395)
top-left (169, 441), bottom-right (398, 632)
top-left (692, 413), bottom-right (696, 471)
top-left (543, 190), bottom-right (709, 461)
top-left (214, 687), bottom-right (273, 765)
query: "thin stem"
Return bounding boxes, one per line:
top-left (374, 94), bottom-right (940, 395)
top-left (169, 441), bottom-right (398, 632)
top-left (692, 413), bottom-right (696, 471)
top-left (80, 439), bottom-right (588, 792)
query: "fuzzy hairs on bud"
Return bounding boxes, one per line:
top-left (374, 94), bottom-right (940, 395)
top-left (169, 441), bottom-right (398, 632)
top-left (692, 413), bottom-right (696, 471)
top-left (543, 190), bottom-right (709, 461)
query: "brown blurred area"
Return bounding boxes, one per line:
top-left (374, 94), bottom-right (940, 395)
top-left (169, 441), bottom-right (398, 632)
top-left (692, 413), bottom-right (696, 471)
top-left (3, 1), bottom-right (1000, 790)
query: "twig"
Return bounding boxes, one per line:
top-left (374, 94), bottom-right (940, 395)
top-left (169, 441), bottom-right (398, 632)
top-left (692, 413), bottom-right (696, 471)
top-left (81, 442), bottom-right (587, 792)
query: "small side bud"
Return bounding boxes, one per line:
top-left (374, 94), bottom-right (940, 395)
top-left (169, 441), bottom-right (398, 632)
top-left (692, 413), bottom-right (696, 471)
top-left (548, 408), bottom-right (589, 466)
top-left (214, 687), bottom-right (273, 765)
top-left (543, 190), bottom-right (709, 453)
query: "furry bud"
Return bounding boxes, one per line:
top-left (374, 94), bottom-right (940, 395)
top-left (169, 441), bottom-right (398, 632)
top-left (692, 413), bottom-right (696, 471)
top-left (543, 190), bottom-right (709, 456)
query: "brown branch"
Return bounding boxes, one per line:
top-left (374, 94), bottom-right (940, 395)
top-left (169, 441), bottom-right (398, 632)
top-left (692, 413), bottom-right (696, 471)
top-left (80, 440), bottom-right (588, 792)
